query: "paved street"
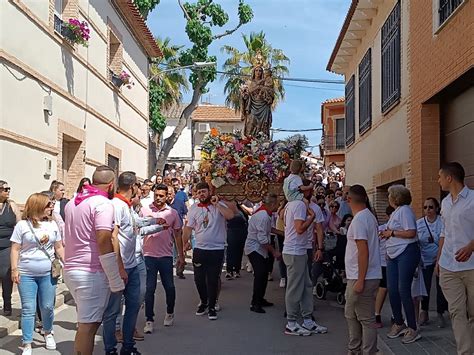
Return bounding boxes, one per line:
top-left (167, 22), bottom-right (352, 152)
top-left (0, 266), bottom-right (350, 355)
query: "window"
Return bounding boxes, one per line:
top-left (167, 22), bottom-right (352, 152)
top-left (345, 76), bottom-right (355, 147)
top-left (108, 28), bottom-right (123, 78)
top-left (381, 1), bottom-right (401, 113)
top-left (335, 118), bottom-right (345, 150)
top-left (359, 48), bottom-right (372, 134)
top-left (54, 0), bottom-right (63, 33)
top-left (439, 0), bottom-right (464, 25)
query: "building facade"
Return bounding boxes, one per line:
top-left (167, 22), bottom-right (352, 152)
top-left (327, 0), bottom-right (411, 219)
top-left (161, 103), bottom-right (243, 170)
top-left (407, 0), bottom-right (473, 214)
top-left (327, 0), bottom-right (473, 217)
top-left (320, 97), bottom-right (346, 167)
top-left (0, 0), bottom-right (161, 202)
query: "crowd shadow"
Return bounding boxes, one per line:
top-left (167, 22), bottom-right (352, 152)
top-left (55, 320), bottom-right (77, 331)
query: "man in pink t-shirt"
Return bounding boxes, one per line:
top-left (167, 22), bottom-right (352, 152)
top-left (64, 166), bottom-right (125, 355)
top-left (140, 184), bottom-right (184, 334)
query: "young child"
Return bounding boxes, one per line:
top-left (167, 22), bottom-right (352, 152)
top-left (283, 160), bottom-right (313, 203)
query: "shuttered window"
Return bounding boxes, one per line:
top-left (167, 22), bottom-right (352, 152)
top-left (439, 0), bottom-right (464, 25)
top-left (345, 76), bottom-right (355, 147)
top-left (359, 48), bottom-right (372, 134)
top-left (381, 1), bottom-right (401, 113)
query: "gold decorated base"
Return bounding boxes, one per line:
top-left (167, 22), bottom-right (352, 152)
top-left (215, 179), bottom-right (284, 203)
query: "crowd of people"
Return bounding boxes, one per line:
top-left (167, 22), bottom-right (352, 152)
top-left (0, 160), bottom-right (472, 355)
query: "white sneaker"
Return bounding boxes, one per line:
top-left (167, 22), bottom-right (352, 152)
top-left (302, 320), bottom-right (328, 334)
top-left (246, 263), bottom-right (253, 273)
top-left (284, 323), bottom-right (312, 336)
top-left (215, 303), bottom-right (221, 312)
top-left (164, 313), bottom-right (174, 326)
top-left (22, 344), bottom-right (32, 355)
top-left (144, 321), bottom-right (154, 334)
top-left (44, 333), bottom-right (56, 350)
top-left (279, 278), bottom-right (286, 288)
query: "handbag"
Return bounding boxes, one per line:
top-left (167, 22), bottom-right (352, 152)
top-left (27, 221), bottom-right (62, 278)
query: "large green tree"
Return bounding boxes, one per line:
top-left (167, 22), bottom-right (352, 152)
top-left (153, 0), bottom-right (253, 170)
top-left (221, 31), bottom-right (290, 111)
top-left (134, 0), bottom-right (161, 19)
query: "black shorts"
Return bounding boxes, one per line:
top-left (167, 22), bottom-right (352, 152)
top-left (379, 266), bottom-right (387, 288)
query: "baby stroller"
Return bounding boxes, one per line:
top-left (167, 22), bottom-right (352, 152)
top-left (313, 232), bottom-right (347, 305)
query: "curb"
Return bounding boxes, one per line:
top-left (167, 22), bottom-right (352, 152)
top-left (0, 283), bottom-right (72, 339)
top-left (377, 335), bottom-right (395, 355)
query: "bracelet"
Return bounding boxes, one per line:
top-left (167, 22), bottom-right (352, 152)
top-left (11, 268), bottom-right (18, 272)
top-left (391, 230), bottom-right (395, 238)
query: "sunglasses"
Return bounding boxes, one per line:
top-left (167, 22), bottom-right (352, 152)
top-left (423, 205), bottom-right (434, 210)
top-left (1, 187), bottom-right (11, 192)
top-left (330, 205), bottom-right (338, 208)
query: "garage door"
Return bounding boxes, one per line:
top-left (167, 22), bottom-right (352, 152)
top-left (443, 86), bottom-right (474, 187)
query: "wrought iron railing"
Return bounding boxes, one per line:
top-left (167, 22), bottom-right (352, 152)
top-left (321, 135), bottom-right (345, 152)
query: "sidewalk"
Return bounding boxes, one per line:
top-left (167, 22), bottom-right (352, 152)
top-left (377, 308), bottom-right (457, 354)
top-left (0, 282), bottom-right (72, 339)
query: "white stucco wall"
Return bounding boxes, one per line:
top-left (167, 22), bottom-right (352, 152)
top-left (162, 118), bottom-right (193, 160)
top-left (1, 0), bottom-right (150, 203)
top-left (341, 0), bottom-right (410, 189)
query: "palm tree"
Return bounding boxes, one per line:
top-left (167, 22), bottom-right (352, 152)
top-left (148, 36), bottom-right (188, 175)
top-left (150, 37), bottom-right (188, 112)
top-left (221, 31), bottom-right (290, 111)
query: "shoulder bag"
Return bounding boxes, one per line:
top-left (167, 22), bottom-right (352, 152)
top-left (27, 221), bottom-right (62, 278)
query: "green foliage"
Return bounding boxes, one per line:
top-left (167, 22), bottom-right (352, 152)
top-left (179, 0), bottom-right (254, 92)
top-left (134, 0), bottom-right (160, 19)
top-left (149, 37), bottom-right (188, 134)
top-left (221, 31), bottom-right (290, 111)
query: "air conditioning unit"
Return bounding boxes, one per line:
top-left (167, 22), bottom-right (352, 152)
top-left (198, 123), bottom-right (210, 133)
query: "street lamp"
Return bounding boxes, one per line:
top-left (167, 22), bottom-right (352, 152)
top-left (150, 61), bottom-right (216, 80)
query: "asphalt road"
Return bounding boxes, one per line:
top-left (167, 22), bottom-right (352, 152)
top-left (0, 266), bottom-right (350, 355)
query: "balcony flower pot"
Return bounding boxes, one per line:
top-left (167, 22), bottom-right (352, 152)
top-left (62, 18), bottom-right (90, 47)
top-left (111, 73), bottom-right (124, 88)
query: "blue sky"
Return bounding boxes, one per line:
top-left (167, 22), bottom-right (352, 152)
top-left (146, 0), bottom-right (350, 154)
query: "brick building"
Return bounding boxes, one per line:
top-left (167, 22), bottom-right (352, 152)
top-left (327, 0), bottom-right (473, 217)
top-left (0, 0), bottom-right (161, 202)
top-left (407, 0), bottom-right (473, 215)
top-left (320, 97), bottom-right (346, 167)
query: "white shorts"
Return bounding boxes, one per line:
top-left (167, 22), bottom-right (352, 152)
top-left (64, 270), bottom-right (110, 323)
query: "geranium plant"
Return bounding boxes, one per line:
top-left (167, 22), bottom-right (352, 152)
top-left (63, 18), bottom-right (90, 47)
top-left (119, 70), bottom-right (135, 89)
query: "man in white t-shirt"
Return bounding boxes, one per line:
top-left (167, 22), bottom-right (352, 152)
top-left (283, 199), bottom-right (327, 336)
top-left (344, 184), bottom-right (382, 355)
top-left (182, 182), bottom-right (234, 321)
top-left (437, 162), bottom-right (474, 355)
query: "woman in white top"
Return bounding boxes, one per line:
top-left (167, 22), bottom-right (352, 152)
top-left (416, 197), bottom-right (448, 327)
top-left (380, 185), bottom-right (421, 344)
top-left (10, 193), bottom-right (64, 355)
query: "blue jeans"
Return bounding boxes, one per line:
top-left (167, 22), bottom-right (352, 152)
top-left (103, 266), bottom-right (141, 351)
top-left (387, 242), bottom-right (421, 330)
top-left (18, 273), bottom-right (57, 344)
top-left (145, 256), bottom-right (175, 321)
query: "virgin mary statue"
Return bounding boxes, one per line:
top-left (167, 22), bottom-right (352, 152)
top-left (241, 55), bottom-right (274, 137)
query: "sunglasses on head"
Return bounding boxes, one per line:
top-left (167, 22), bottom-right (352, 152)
top-left (423, 205), bottom-right (434, 210)
top-left (1, 187), bottom-right (11, 192)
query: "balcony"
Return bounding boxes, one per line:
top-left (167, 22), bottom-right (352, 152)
top-left (320, 134), bottom-right (345, 156)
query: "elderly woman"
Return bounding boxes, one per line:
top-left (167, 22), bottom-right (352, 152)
top-left (416, 197), bottom-right (448, 327)
top-left (10, 193), bottom-right (64, 354)
top-left (381, 185), bottom-right (421, 344)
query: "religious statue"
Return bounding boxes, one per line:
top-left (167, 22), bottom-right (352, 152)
top-left (241, 51), bottom-right (275, 137)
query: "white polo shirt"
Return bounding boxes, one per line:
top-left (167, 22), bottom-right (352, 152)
top-left (112, 197), bottom-right (137, 269)
top-left (244, 210), bottom-right (272, 258)
top-left (283, 200), bottom-right (308, 256)
top-left (439, 187), bottom-right (474, 272)
top-left (306, 202), bottom-right (325, 249)
top-left (386, 205), bottom-right (418, 259)
top-left (345, 208), bottom-right (382, 280)
top-left (187, 202), bottom-right (227, 250)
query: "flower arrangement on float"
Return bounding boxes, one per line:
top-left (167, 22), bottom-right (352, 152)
top-left (199, 128), bottom-right (306, 188)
